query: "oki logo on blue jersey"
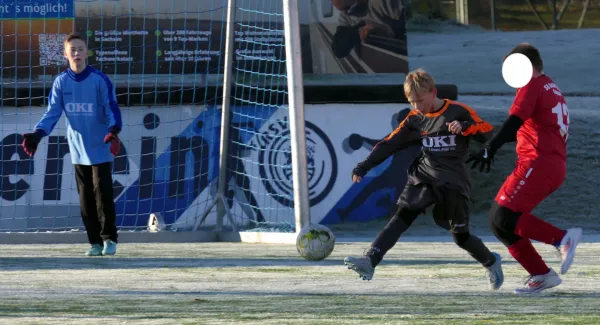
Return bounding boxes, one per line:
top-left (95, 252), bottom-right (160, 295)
top-left (65, 103), bottom-right (94, 113)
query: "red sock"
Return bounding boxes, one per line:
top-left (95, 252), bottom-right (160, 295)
top-left (508, 238), bottom-right (550, 276)
top-left (515, 212), bottom-right (567, 246)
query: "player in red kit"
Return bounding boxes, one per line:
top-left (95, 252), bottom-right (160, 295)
top-left (467, 43), bottom-right (582, 295)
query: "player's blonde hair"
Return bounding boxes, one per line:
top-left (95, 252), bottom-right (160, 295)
top-left (404, 68), bottom-right (436, 97)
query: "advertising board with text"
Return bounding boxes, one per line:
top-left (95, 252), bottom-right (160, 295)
top-left (1, 0), bottom-right (408, 80)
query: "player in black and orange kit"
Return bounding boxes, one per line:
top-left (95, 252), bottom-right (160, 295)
top-left (344, 69), bottom-right (504, 290)
top-left (467, 43), bottom-right (582, 295)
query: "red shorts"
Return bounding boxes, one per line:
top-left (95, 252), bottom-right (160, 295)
top-left (495, 157), bottom-right (566, 213)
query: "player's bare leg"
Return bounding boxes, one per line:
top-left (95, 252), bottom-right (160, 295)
top-left (344, 207), bottom-right (419, 281)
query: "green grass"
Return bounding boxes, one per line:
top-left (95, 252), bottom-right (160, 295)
top-left (0, 242), bottom-right (598, 324)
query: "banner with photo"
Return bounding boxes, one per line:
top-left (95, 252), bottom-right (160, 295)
top-left (0, 103), bottom-right (416, 231)
top-left (1, 0), bottom-right (407, 79)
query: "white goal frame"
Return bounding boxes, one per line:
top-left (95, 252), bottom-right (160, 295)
top-left (194, 0), bottom-right (310, 244)
top-left (0, 0), bottom-right (310, 245)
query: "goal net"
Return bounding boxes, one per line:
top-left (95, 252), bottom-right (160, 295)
top-left (0, 0), bottom-right (306, 235)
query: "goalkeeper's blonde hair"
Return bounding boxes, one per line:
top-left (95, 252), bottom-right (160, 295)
top-left (404, 68), bottom-right (436, 97)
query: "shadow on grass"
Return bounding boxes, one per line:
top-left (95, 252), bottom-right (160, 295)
top-left (2, 288), bottom-right (599, 300)
top-left (0, 256), bottom-right (519, 271)
top-left (101, 290), bottom-right (600, 299)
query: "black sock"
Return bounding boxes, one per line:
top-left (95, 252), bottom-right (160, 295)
top-left (365, 247), bottom-right (383, 268)
top-left (367, 210), bottom-right (418, 267)
top-left (454, 233), bottom-right (496, 267)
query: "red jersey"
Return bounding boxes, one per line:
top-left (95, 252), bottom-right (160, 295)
top-left (509, 75), bottom-right (569, 162)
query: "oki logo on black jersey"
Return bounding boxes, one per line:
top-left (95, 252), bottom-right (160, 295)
top-left (65, 103), bottom-right (94, 113)
top-left (422, 135), bottom-right (456, 152)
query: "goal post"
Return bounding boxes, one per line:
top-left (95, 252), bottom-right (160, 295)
top-left (195, 0), bottom-right (311, 240)
top-left (194, 0), bottom-right (239, 233)
top-left (282, 0), bottom-right (311, 234)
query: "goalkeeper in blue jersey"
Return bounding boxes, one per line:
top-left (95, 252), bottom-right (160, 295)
top-left (22, 33), bottom-right (122, 257)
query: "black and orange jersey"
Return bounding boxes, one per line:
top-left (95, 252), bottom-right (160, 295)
top-left (358, 99), bottom-right (494, 197)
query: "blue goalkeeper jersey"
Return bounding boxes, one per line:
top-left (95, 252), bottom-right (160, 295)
top-left (34, 65), bottom-right (122, 166)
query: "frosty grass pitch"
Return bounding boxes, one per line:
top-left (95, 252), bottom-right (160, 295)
top-left (0, 238), bottom-right (599, 324)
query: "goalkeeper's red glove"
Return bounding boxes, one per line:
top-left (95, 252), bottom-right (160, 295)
top-left (104, 131), bottom-right (120, 156)
top-left (22, 130), bottom-right (44, 157)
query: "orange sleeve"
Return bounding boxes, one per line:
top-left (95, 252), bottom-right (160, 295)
top-left (459, 104), bottom-right (494, 138)
top-left (383, 110), bottom-right (419, 141)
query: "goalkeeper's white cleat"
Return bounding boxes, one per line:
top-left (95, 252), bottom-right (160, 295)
top-left (558, 228), bottom-right (582, 275)
top-left (344, 256), bottom-right (375, 281)
top-left (484, 252), bottom-right (504, 290)
top-left (514, 268), bottom-right (562, 295)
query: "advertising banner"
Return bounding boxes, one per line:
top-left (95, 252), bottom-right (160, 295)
top-left (0, 103), bottom-right (417, 230)
top-left (0, 0), bottom-right (74, 78)
top-left (1, 0), bottom-right (408, 80)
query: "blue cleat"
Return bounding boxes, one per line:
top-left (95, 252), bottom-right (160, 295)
top-left (102, 239), bottom-right (117, 256)
top-left (86, 244), bottom-right (103, 257)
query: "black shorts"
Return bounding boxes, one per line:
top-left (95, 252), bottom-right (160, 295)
top-left (396, 183), bottom-right (470, 233)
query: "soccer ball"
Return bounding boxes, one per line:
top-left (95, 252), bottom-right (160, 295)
top-left (296, 224), bottom-right (335, 261)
